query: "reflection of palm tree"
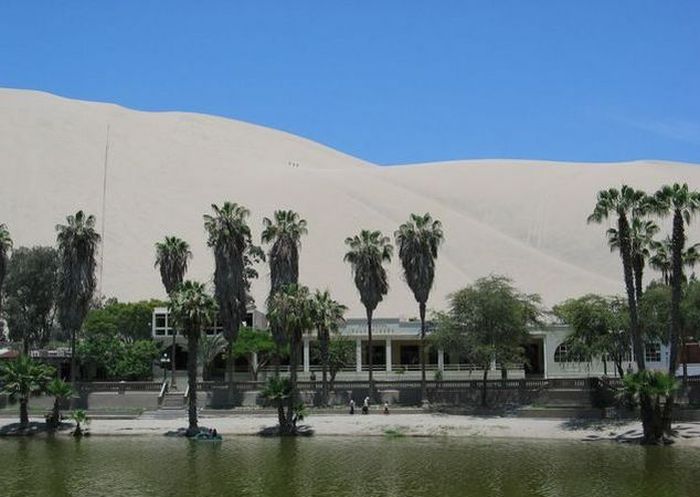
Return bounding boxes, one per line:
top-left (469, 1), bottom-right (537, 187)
top-left (344, 230), bottom-right (393, 395)
top-left (154, 236), bottom-right (191, 387)
top-left (395, 213), bottom-right (444, 403)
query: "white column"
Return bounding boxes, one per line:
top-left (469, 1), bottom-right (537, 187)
top-left (303, 337), bottom-right (310, 373)
top-left (385, 338), bottom-right (392, 372)
top-left (437, 348), bottom-right (445, 371)
top-left (356, 337), bottom-right (362, 373)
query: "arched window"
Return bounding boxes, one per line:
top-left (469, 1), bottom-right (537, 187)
top-left (554, 343), bottom-right (571, 363)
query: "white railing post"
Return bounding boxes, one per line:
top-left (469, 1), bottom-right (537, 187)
top-left (303, 337), bottom-right (310, 373)
top-left (385, 338), bottom-right (392, 373)
top-left (355, 337), bottom-right (362, 373)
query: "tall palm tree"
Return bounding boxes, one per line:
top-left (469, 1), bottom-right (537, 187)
top-left (56, 211), bottom-right (100, 387)
top-left (170, 280), bottom-right (217, 436)
top-left (0, 224), bottom-right (12, 318)
top-left (344, 230), bottom-right (393, 395)
top-left (395, 213), bottom-right (444, 403)
top-left (311, 290), bottom-right (347, 405)
top-left (154, 236), bottom-right (192, 388)
top-left (267, 284), bottom-right (314, 434)
top-left (650, 237), bottom-right (672, 285)
top-left (261, 210), bottom-right (308, 371)
top-left (607, 217), bottom-right (658, 304)
top-left (652, 183), bottom-right (700, 376)
top-left (204, 202), bottom-right (251, 394)
top-left (588, 186), bottom-right (648, 371)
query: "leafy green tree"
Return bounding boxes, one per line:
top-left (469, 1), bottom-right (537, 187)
top-left (82, 300), bottom-right (163, 342)
top-left (267, 284), bottom-right (313, 434)
top-left (312, 336), bottom-right (355, 391)
top-left (70, 409), bottom-right (90, 437)
top-left (55, 211), bottom-right (100, 386)
top-left (170, 281), bottom-right (217, 435)
top-left (3, 246), bottom-right (59, 352)
top-left (204, 203), bottom-right (256, 393)
top-left (231, 327), bottom-right (276, 380)
top-left (652, 183), bottom-right (700, 377)
top-left (553, 295), bottom-right (630, 377)
top-left (77, 334), bottom-right (159, 380)
top-left (45, 378), bottom-right (73, 430)
top-left (0, 355), bottom-right (54, 428)
top-left (344, 230), bottom-right (393, 395)
top-left (432, 275), bottom-right (541, 407)
top-left (395, 213), bottom-right (444, 403)
top-left (262, 210), bottom-right (307, 373)
top-left (310, 290), bottom-right (347, 405)
top-left (262, 376), bottom-right (294, 430)
top-left (682, 280), bottom-right (700, 383)
top-left (0, 223), bottom-right (12, 319)
top-left (155, 236), bottom-right (192, 387)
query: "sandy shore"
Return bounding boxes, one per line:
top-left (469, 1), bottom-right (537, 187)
top-left (7, 412), bottom-right (698, 447)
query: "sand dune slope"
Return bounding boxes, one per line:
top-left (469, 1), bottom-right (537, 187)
top-left (0, 89), bottom-right (698, 316)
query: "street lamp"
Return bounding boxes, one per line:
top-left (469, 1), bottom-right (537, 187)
top-left (160, 352), bottom-right (171, 383)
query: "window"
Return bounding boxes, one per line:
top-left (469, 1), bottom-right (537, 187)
top-left (154, 312), bottom-right (167, 336)
top-left (554, 344), bottom-right (571, 363)
top-left (645, 343), bottom-right (661, 363)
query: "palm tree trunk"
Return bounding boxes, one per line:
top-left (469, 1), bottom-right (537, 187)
top-left (170, 333), bottom-right (177, 388)
top-left (366, 307), bottom-right (374, 398)
top-left (187, 335), bottom-right (199, 435)
top-left (633, 254), bottom-right (644, 306)
top-left (481, 367), bottom-right (489, 408)
top-left (19, 397), bottom-right (29, 428)
top-left (321, 330), bottom-right (329, 406)
top-left (227, 339), bottom-right (236, 404)
top-left (285, 333), bottom-right (299, 433)
top-left (419, 301), bottom-right (427, 404)
top-left (669, 210), bottom-right (684, 376)
top-left (618, 215), bottom-right (645, 371)
top-left (70, 328), bottom-right (78, 401)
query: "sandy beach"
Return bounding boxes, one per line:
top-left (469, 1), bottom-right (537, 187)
top-left (6, 412), bottom-right (699, 447)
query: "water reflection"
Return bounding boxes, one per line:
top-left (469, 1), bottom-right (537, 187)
top-left (0, 436), bottom-right (698, 497)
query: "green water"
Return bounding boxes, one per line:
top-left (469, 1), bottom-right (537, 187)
top-left (0, 436), bottom-right (698, 497)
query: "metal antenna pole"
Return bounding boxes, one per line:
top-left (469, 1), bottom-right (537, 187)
top-left (98, 125), bottom-right (110, 296)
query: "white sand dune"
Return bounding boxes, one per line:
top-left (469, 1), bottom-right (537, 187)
top-left (0, 88), bottom-right (698, 317)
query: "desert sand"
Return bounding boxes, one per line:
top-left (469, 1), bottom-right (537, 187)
top-left (1, 88), bottom-right (699, 316)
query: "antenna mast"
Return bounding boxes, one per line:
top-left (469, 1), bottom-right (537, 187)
top-left (98, 125), bottom-right (110, 296)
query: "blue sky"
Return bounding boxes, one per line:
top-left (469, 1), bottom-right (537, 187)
top-left (1, 1), bottom-right (699, 165)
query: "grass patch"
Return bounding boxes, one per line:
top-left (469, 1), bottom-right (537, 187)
top-left (384, 428), bottom-right (405, 438)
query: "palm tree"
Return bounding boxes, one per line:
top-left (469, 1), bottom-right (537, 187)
top-left (46, 378), bottom-right (73, 430)
top-left (652, 183), bottom-right (700, 377)
top-left (154, 236), bottom-right (192, 388)
top-left (267, 284), bottom-right (313, 434)
top-left (198, 333), bottom-right (226, 381)
top-left (261, 210), bottom-right (308, 371)
top-left (311, 290), bottom-right (347, 405)
top-left (0, 223), bottom-right (12, 318)
top-left (204, 203), bottom-right (252, 393)
top-left (395, 213), bottom-right (444, 403)
top-left (650, 237), bottom-right (672, 285)
top-left (0, 355), bottom-right (53, 429)
top-left (607, 217), bottom-right (658, 304)
top-left (588, 186), bottom-right (648, 371)
top-left (344, 230), bottom-right (393, 395)
top-left (170, 280), bottom-right (217, 436)
top-left (56, 211), bottom-right (100, 387)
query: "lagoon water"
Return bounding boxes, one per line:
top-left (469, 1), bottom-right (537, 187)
top-left (0, 436), bottom-right (698, 497)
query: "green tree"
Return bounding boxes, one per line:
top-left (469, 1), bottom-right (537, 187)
top-left (3, 246), bottom-right (59, 352)
top-left (198, 333), bottom-right (226, 381)
top-left (313, 336), bottom-right (355, 391)
top-left (55, 211), bottom-right (100, 386)
top-left (0, 355), bottom-right (54, 428)
top-left (45, 378), bottom-right (73, 430)
top-left (170, 281), bottom-right (217, 435)
top-left (607, 217), bottom-right (658, 304)
top-left (0, 223), bottom-right (12, 319)
top-left (681, 280), bottom-right (700, 383)
top-left (395, 213), bottom-right (444, 403)
top-left (553, 295), bottom-right (630, 377)
top-left (155, 236), bottom-right (192, 387)
top-left (432, 276), bottom-right (541, 407)
top-left (310, 290), bottom-right (347, 405)
top-left (204, 203), bottom-right (255, 394)
top-left (267, 284), bottom-right (313, 434)
top-left (652, 183), bottom-right (700, 378)
top-left (344, 229), bottom-right (393, 396)
top-left (82, 300), bottom-right (163, 342)
top-left (623, 370), bottom-right (679, 445)
top-left (262, 210), bottom-right (307, 374)
top-left (77, 334), bottom-right (159, 381)
top-left (231, 327), bottom-right (276, 380)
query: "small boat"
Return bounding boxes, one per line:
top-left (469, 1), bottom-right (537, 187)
top-left (193, 432), bottom-right (222, 442)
